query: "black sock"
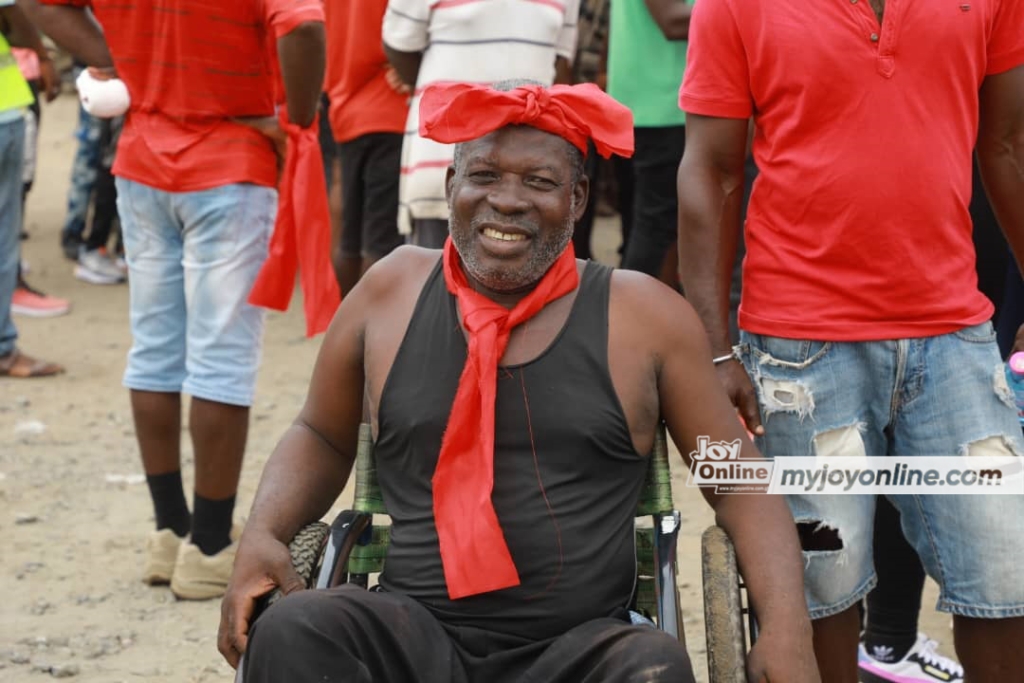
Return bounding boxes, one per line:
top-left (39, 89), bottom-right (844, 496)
top-left (863, 498), bottom-right (924, 663)
top-left (191, 494), bottom-right (235, 556)
top-left (146, 471), bottom-right (191, 537)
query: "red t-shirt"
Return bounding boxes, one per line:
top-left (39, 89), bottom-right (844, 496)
top-left (680, 0), bottom-right (1024, 341)
top-left (42, 0), bottom-right (324, 192)
top-left (324, 0), bottom-right (408, 143)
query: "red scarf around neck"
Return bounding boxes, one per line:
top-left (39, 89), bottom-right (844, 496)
top-left (434, 236), bottom-right (579, 599)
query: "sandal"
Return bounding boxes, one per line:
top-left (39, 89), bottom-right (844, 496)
top-left (0, 349), bottom-right (65, 378)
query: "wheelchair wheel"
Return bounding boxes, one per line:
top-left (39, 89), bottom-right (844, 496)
top-left (701, 526), bottom-right (747, 683)
top-left (255, 521), bottom-right (330, 615)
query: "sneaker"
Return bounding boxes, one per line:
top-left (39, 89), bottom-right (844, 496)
top-left (142, 529), bottom-right (185, 586)
top-left (859, 633), bottom-right (964, 683)
top-left (75, 247), bottom-right (126, 285)
top-left (170, 532), bottom-right (240, 601)
top-left (11, 283), bottom-right (71, 318)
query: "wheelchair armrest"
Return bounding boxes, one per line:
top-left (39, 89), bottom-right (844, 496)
top-left (652, 511), bottom-right (683, 642)
top-left (315, 510), bottom-right (373, 589)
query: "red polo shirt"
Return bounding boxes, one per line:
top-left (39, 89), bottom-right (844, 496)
top-left (680, 0), bottom-right (1024, 340)
top-left (41, 0), bottom-right (324, 193)
top-left (324, 0), bottom-right (407, 143)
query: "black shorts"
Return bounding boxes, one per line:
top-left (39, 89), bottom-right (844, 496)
top-left (339, 132), bottom-right (404, 259)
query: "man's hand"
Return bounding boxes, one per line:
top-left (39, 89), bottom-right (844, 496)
top-left (233, 115), bottom-right (287, 173)
top-left (717, 359), bottom-right (764, 435)
top-left (384, 65), bottom-right (411, 96)
top-left (37, 57), bottom-right (59, 101)
top-left (217, 530), bottom-right (305, 669)
top-left (746, 623), bottom-right (821, 682)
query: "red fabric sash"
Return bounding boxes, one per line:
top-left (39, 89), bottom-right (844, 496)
top-left (248, 111), bottom-right (341, 337)
top-left (434, 237), bottom-right (579, 599)
top-left (419, 82), bottom-right (634, 159)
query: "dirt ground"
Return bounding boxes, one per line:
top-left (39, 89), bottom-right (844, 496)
top-left (1, 93), bottom-right (953, 682)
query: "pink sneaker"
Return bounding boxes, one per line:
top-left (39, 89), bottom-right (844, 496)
top-left (11, 284), bottom-right (71, 318)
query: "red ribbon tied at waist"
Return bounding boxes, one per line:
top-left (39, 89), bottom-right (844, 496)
top-left (248, 110), bottom-right (341, 337)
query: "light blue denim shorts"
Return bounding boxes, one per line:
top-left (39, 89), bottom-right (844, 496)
top-left (741, 322), bottom-right (1024, 619)
top-left (116, 178), bottom-right (277, 407)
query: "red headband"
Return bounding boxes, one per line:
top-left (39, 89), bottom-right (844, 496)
top-left (418, 82), bottom-right (635, 159)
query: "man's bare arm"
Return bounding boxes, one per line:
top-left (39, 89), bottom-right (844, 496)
top-left (978, 65), bottom-right (1024, 278)
top-left (638, 278), bottom-right (817, 682)
top-left (277, 21), bottom-right (325, 127)
top-left (17, 0), bottom-right (112, 68)
top-left (384, 43), bottom-right (422, 89)
top-left (643, 0), bottom-right (692, 41)
top-left (218, 260), bottom-right (377, 667)
top-left (554, 55), bottom-right (572, 84)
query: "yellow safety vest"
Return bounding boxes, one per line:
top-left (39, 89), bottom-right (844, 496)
top-left (0, 33), bottom-right (34, 114)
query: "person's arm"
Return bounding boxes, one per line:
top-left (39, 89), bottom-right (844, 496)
top-left (2, 1), bottom-right (58, 100)
top-left (677, 115), bottom-right (763, 432)
top-left (977, 65), bottom-right (1024, 350)
top-left (643, 0), bottom-right (692, 41)
top-left (554, 55), bottom-right (572, 84)
top-left (635, 276), bottom-right (818, 683)
top-left (383, 44), bottom-right (422, 89)
top-left (16, 0), bottom-right (113, 68)
top-left (277, 20), bottom-right (325, 127)
top-left (217, 258), bottom-right (377, 668)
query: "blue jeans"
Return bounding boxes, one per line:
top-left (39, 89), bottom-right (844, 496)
top-left (0, 118), bottom-right (25, 358)
top-left (741, 323), bottom-right (1024, 619)
top-left (62, 104), bottom-right (103, 239)
top-left (116, 178), bottom-right (277, 406)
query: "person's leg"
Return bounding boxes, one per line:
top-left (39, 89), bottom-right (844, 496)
top-left (0, 119), bottom-right (26, 360)
top-left (862, 496), bottom-right (925, 663)
top-left (620, 126), bottom-right (685, 284)
top-left (116, 177), bottom-right (191, 581)
top-left (169, 183), bottom-right (275, 598)
top-left (740, 334), bottom-right (893, 682)
top-left (889, 323), bottom-right (1024, 682)
top-left (521, 617), bottom-right (695, 683)
top-left (336, 135), bottom-right (368, 293)
top-left (359, 133), bottom-right (405, 273)
top-left (613, 155), bottom-right (634, 258)
top-left (409, 218), bottom-right (449, 249)
top-left (61, 103), bottom-right (104, 259)
top-left (244, 585), bottom-right (465, 683)
top-left (19, 80), bottom-right (40, 240)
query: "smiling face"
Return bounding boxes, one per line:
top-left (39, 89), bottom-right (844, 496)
top-left (445, 126), bottom-right (589, 296)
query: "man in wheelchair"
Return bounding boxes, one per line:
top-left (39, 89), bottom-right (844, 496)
top-left (218, 80), bottom-right (820, 683)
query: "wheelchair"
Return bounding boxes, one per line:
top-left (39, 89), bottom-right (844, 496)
top-left (244, 423), bottom-right (756, 682)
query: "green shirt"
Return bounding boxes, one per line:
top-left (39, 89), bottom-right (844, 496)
top-left (607, 0), bottom-right (690, 128)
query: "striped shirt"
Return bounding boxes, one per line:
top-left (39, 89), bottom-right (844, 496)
top-left (383, 0), bottom-right (580, 233)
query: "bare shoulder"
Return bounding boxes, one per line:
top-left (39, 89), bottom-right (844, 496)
top-left (608, 269), bottom-right (709, 350)
top-left (356, 245), bottom-right (442, 306)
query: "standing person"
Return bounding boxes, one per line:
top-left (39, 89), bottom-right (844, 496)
top-left (28, 0), bottom-right (325, 600)
top-left (219, 80), bottom-right (819, 683)
top-left (73, 113), bottom-right (126, 285)
top-left (0, 0), bottom-right (63, 377)
top-left (608, 0), bottom-right (690, 286)
top-left (678, 1), bottom-right (1024, 682)
top-left (382, 0), bottom-right (581, 248)
top-left (323, 0), bottom-right (408, 295)
top-left (59, 63), bottom-right (102, 261)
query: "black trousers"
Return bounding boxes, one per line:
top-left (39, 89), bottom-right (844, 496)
top-left (244, 585), bottom-right (695, 683)
top-left (620, 126), bottom-right (686, 277)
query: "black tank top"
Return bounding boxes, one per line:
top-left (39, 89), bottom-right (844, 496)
top-left (375, 260), bottom-right (648, 640)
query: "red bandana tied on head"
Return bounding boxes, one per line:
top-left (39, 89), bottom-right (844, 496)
top-left (418, 81), bottom-right (635, 159)
top-left (248, 109), bottom-right (341, 337)
top-left (435, 237), bottom-right (579, 599)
